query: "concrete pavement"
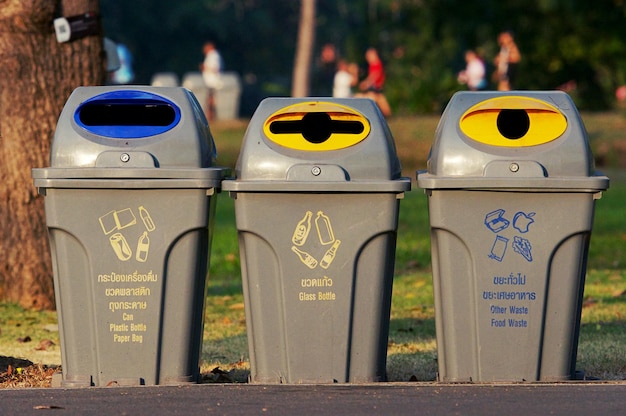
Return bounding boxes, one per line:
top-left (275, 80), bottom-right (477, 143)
top-left (1, 382), bottom-right (625, 415)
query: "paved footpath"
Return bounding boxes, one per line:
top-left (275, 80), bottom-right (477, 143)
top-left (1, 382), bottom-right (626, 415)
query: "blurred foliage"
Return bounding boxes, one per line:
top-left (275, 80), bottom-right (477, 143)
top-left (101, 0), bottom-right (626, 113)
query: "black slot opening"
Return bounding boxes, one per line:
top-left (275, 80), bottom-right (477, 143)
top-left (78, 103), bottom-right (176, 126)
top-left (270, 112), bottom-right (364, 144)
top-left (496, 109), bottom-right (530, 140)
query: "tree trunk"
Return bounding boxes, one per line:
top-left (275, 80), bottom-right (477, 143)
top-left (0, 0), bottom-right (104, 309)
top-left (291, 0), bottom-right (316, 97)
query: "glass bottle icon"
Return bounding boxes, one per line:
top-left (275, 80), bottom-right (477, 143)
top-left (320, 239), bottom-right (341, 269)
top-left (315, 211), bottom-right (335, 245)
top-left (291, 246), bottom-right (318, 269)
top-left (292, 211), bottom-right (312, 246)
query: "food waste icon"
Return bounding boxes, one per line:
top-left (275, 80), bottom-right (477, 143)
top-left (291, 210), bottom-right (341, 270)
top-left (99, 206), bottom-right (156, 263)
top-left (484, 208), bottom-right (535, 263)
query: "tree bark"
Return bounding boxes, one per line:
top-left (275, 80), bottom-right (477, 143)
top-left (0, 0), bottom-right (104, 309)
top-left (291, 0), bottom-right (316, 97)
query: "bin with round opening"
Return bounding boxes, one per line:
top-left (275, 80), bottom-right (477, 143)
top-left (223, 98), bottom-right (411, 383)
top-left (418, 91), bottom-right (609, 382)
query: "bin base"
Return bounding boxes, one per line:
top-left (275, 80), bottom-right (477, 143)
top-left (43, 187), bottom-right (216, 387)
top-left (427, 190), bottom-right (596, 382)
top-left (52, 373), bottom-right (92, 388)
top-left (234, 192), bottom-right (402, 384)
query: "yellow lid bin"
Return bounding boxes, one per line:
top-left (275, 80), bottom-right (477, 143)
top-left (223, 98), bottom-right (411, 383)
top-left (418, 91), bottom-right (609, 382)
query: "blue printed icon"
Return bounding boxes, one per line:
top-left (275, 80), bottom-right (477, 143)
top-left (484, 209), bottom-right (510, 233)
top-left (513, 211), bottom-right (535, 234)
top-left (489, 235), bottom-right (508, 262)
top-left (512, 236), bottom-right (533, 262)
top-left (484, 208), bottom-right (536, 263)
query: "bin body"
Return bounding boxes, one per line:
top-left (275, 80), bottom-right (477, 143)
top-left (33, 86), bottom-right (225, 387)
top-left (215, 72), bottom-right (242, 120)
top-left (223, 98), bottom-right (410, 383)
top-left (418, 91), bottom-right (609, 382)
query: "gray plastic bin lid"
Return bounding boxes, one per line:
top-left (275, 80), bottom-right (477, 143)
top-left (223, 98), bottom-right (410, 193)
top-left (33, 86), bottom-right (226, 189)
top-left (417, 91), bottom-right (609, 192)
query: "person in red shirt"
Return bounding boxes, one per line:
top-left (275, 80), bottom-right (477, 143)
top-left (357, 48), bottom-right (391, 117)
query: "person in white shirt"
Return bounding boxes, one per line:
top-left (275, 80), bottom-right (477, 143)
top-left (458, 50), bottom-right (487, 91)
top-left (333, 60), bottom-right (357, 98)
top-left (200, 42), bottom-right (222, 120)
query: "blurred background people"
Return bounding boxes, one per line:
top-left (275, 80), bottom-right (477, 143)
top-left (313, 43), bottom-right (337, 96)
top-left (357, 47), bottom-right (391, 117)
top-left (200, 41), bottom-right (223, 120)
top-left (109, 43), bottom-right (135, 85)
top-left (494, 31), bottom-right (521, 91)
top-left (457, 50), bottom-right (486, 91)
top-left (333, 59), bottom-right (357, 98)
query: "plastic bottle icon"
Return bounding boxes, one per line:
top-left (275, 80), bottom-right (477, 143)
top-left (136, 231), bottom-right (150, 262)
top-left (292, 211), bottom-right (312, 246)
top-left (320, 239), bottom-right (341, 269)
top-left (315, 211), bottom-right (335, 245)
top-left (139, 206), bottom-right (156, 232)
top-left (291, 246), bottom-right (318, 269)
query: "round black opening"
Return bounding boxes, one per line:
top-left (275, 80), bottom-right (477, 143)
top-left (496, 109), bottom-right (530, 140)
top-left (301, 112), bottom-right (332, 143)
top-left (268, 112), bottom-right (365, 145)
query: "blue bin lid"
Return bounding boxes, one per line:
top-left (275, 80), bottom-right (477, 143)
top-left (74, 90), bottom-right (181, 139)
top-left (46, 86), bottom-right (217, 169)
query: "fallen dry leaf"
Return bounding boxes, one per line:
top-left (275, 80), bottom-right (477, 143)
top-left (34, 339), bottom-right (55, 351)
top-left (611, 289), bottom-right (626, 298)
top-left (203, 367), bottom-right (236, 383)
top-left (582, 297), bottom-right (598, 308)
top-left (0, 362), bottom-right (57, 388)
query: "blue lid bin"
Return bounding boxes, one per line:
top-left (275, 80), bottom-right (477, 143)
top-left (32, 86), bottom-right (227, 387)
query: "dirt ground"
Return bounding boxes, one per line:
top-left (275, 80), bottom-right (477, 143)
top-left (0, 356), bottom-right (57, 388)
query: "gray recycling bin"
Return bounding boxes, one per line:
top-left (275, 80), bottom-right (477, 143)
top-left (222, 98), bottom-right (411, 383)
top-left (32, 86), bottom-right (226, 387)
top-left (417, 91), bottom-right (609, 382)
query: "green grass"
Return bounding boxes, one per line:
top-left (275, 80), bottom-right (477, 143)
top-left (587, 170), bottom-right (626, 269)
top-left (2, 113), bottom-right (625, 384)
top-left (386, 272), bottom-right (438, 382)
top-left (0, 303), bottom-right (60, 367)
